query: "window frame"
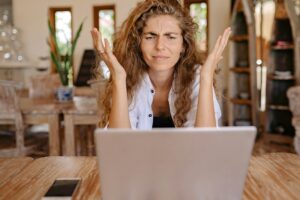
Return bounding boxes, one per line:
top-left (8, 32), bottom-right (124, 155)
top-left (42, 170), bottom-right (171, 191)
top-left (93, 5), bottom-right (116, 33)
top-left (184, 0), bottom-right (209, 53)
top-left (48, 7), bottom-right (73, 72)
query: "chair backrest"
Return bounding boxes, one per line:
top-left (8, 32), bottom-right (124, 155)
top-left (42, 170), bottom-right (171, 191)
top-left (0, 80), bottom-right (24, 120)
top-left (28, 74), bottom-right (61, 99)
top-left (74, 49), bottom-right (96, 87)
top-left (88, 79), bottom-right (108, 113)
top-left (287, 86), bottom-right (300, 116)
top-left (0, 80), bottom-right (26, 157)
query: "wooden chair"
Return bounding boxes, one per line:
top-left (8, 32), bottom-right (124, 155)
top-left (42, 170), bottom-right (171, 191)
top-left (27, 74), bottom-right (62, 155)
top-left (28, 74), bottom-right (61, 99)
top-left (62, 79), bottom-right (107, 156)
top-left (287, 86), bottom-right (300, 155)
top-left (0, 80), bottom-right (27, 157)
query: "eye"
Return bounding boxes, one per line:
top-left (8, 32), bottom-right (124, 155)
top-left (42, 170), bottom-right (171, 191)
top-left (167, 35), bottom-right (177, 40)
top-left (144, 35), bottom-right (155, 40)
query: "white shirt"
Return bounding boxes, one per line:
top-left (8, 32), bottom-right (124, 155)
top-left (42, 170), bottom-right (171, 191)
top-left (128, 66), bottom-right (221, 129)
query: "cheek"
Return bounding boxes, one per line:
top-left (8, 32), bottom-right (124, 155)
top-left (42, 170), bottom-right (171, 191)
top-left (172, 44), bottom-right (183, 57)
top-left (172, 39), bottom-right (184, 54)
top-left (140, 42), bottom-right (151, 58)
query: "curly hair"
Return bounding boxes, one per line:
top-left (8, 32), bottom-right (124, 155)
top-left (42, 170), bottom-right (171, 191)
top-left (98, 0), bottom-right (202, 127)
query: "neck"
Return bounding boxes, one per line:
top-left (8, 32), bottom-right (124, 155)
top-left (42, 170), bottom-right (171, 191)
top-left (148, 68), bottom-right (174, 91)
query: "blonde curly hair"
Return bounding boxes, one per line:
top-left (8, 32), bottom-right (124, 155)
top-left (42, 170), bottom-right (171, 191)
top-left (98, 0), bottom-right (203, 127)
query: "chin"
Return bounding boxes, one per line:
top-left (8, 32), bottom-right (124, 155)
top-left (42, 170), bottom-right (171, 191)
top-left (149, 65), bottom-right (175, 72)
top-left (147, 61), bottom-right (178, 72)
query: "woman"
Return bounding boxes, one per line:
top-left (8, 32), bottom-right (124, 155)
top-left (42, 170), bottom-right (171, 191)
top-left (91, 0), bottom-right (231, 129)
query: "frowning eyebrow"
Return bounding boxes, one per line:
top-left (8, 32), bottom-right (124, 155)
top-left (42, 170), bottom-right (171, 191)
top-left (143, 31), bottom-right (181, 36)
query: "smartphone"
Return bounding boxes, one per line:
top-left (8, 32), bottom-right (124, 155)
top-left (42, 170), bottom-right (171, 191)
top-left (42, 178), bottom-right (81, 200)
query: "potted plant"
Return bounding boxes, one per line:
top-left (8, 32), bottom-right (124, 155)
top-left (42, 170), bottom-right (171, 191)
top-left (48, 19), bottom-right (84, 101)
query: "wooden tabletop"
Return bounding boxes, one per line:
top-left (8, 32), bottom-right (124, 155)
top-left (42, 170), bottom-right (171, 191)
top-left (20, 96), bottom-right (98, 115)
top-left (243, 153), bottom-right (300, 200)
top-left (0, 153), bottom-right (299, 200)
top-left (0, 156), bottom-right (100, 200)
top-left (20, 98), bottom-right (72, 114)
top-left (0, 157), bottom-right (33, 186)
top-left (63, 96), bottom-right (98, 115)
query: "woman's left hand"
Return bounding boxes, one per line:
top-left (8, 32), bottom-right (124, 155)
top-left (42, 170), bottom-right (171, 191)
top-left (201, 27), bottom-right (231, 80)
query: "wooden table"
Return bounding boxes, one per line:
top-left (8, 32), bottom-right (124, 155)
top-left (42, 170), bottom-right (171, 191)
top-left (63, 96), bottom-right (98, 156)
top-left (0, 156), bottom-right (100, 200)
top-left (20, 96), bottom-right (99, 156)
top-left (20, 98), bottom-right (72, 156)
top-left (0, 153), bottom-right (299, 200)
top-left (0, 157), bottom-right (33, 187)
top-left (243, 153), bottom-right (300, 199)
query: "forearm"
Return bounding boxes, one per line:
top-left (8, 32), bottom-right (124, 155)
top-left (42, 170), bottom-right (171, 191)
top-left (195, 76), bottom-right (216, 127)
top-left (109, 77), bottom-right (131, 128)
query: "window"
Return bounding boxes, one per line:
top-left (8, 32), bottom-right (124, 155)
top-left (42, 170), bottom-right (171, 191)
top-left (49, 8), bottom-right (72, 56)
top-left (93, 5), bottom-right (116, 45)
top-left (185, 0), bottom-right (208, 53)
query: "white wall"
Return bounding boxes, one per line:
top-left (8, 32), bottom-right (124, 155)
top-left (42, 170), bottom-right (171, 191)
top-left (209, 0), bottom-right (231, 123)
top-left (12, 0), bottom-right (140, 78)
top-left (12, 0), bottom-right (231, 84)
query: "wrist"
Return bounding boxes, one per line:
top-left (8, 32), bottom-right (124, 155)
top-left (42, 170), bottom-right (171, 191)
top-left (200, 74), bottom-right (214, 85)
top-left (112, 74), bottom-right (126, 86)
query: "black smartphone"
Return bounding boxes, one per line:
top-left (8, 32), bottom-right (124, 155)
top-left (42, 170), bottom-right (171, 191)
top-left (43, 178), bottom-right (81, 199)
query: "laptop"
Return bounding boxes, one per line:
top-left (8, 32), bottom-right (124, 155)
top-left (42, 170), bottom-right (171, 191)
top-left (94, 127), bottom-right (256, 200)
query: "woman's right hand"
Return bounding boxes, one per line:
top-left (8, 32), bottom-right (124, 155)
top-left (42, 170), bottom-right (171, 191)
top-left (91, 28), bottom-right (126, 81)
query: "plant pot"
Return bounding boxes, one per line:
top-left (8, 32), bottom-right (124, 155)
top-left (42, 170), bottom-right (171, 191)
top-left (56, 86), bottom-right (73, 102)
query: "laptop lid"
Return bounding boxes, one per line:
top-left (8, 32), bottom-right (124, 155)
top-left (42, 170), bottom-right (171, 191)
top-left (95, 127), bottom-right (256, 200)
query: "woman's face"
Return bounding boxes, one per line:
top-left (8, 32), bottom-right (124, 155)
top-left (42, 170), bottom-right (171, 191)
top-left (140, 15), bottom-right (184, 72)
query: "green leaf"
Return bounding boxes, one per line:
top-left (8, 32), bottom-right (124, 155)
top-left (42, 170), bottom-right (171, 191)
top-left (48, 18), bottom-right (85, 86)
top-left (48, 20), bottom-right (61, 62)
top-left (70, 19), bottom-right (85, 67)
top-left (50, 52), bottom-right (68, 86)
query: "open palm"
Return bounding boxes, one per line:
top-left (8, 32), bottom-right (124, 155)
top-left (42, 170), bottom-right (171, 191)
top-left (91, 28), bottom-right (126, 80)
top-left (201, 27), bottom-right (231, 78)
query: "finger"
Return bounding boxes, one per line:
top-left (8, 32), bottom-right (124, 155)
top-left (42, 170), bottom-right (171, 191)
top-left (216, 28), bottom-right (231, 57)
top-left (97, 31), bottom-right (106, 54)
top-left (104, 38), bottom-right (119, 63)
top-left (104, 38), bottom-right (111, 54)
top-left (218, 28), bottom-right (231, 52)
top-left (211, 36), bottom-right (222, 55)
top-left (218, 56), bottom-right (223, 63)
top-left (91, 28), bottom-right (100, 50)
top-left (222, 28), bottom-right (231, 47)
top-left (92, 28), bottom-right (105, 54)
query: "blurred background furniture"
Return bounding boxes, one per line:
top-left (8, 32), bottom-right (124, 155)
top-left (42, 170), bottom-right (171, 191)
top-left (63, 96), bottom-right (98, 156)
top-left (228, 0), bottom-right (259, 129)
top-left (20, 98), bottom-right (61, 156)
top-left (0, 80), bottom-right (27, 156)
top-left (0, 78), bottom-right (63, 157)
top-left (28, 73), bottom-right (61, 99)
top-left (74, 49), bottom-right (96, 87)
top-left (287, 86), bottom-right (300, 155)
top-left (264, 0), bottom-right (296, 149)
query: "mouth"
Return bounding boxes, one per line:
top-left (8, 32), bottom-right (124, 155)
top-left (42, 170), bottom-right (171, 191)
top-left (152, 55), bottom-right (169, 60)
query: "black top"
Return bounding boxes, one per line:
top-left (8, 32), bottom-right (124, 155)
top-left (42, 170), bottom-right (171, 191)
top-left (152, 116), bottom-right (175, 128)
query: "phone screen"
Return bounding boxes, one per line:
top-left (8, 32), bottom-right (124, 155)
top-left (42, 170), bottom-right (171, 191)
top-left (45, 179), bottom-right (80, 197)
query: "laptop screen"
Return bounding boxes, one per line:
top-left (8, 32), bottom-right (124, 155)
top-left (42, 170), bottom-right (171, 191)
top-left (95, 127), bottom-right (256, 200)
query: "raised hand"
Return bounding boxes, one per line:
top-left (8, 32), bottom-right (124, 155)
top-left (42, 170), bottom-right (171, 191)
top-left (91, 28), bottom-right (126, 80)
top-left (201, 27), bottom-right (231, 79)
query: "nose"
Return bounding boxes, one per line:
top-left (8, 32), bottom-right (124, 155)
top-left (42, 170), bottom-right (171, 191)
top-left (155, 36), bottom-right (165, 50)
